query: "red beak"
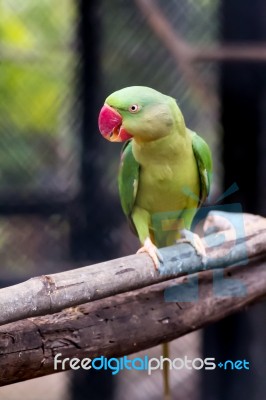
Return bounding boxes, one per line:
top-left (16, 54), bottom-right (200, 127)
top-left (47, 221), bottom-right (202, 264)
top-left (98, 104), bottom-right (132, 142)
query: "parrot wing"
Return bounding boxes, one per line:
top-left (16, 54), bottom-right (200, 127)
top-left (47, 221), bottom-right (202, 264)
top-left (189, 129), bottom-right (212, 206)
top-left (118, 140), bottom-right (140, 230)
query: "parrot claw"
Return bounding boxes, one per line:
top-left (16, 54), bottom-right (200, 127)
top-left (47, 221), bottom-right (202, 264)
top-left (178, 229), bottom-right (207, 265)
top-left (137, 237), bottom-right (164, 270)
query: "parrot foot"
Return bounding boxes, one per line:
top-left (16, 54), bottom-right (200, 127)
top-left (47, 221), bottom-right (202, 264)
top-left (178, 229), bottom-right (207, 265)
top-left (137, 237), bottom-right (164, 270)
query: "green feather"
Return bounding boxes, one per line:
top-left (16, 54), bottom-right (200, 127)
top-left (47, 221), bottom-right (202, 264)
top-left (118, 140), bottom-right (139, 230)
top-left (189, 129), bottom-right (212, 205)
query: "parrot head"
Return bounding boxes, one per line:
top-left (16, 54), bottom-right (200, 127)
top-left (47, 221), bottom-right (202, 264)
top-left (98, 86), bottom-right (185, 143)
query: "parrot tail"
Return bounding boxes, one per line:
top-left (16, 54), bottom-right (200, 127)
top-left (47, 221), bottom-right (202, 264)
top-left (162, 342), bottom-right (171, 400)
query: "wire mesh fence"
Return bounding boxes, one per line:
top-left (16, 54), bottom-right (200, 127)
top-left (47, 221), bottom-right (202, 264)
top-left (0, 0), bottom-right (79, 198)
top-left (0, 0), bottom-right (79, 281)
top-left (0, 0), bottom-right (220, 399)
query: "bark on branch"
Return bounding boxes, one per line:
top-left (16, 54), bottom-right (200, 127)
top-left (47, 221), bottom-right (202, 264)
top-left (0, 212), bottom-right (266, 327)
top-left (1, 255), bottom-right (266, 386)
top-left (0, 212), bottom-right (266, 385)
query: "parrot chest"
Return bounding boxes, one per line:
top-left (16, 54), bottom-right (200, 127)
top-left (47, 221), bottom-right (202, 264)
top-left (131, 133), bottom-right (201, 247)
top-left (135, 157), bottom-right (199, 214)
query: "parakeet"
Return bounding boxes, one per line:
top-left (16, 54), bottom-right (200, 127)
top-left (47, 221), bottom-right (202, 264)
top-left (98, 86), bottom-right (212, 399)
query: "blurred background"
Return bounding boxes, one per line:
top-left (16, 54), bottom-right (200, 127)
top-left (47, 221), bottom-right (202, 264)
top-left (0, 0), bottom-right (265, 399)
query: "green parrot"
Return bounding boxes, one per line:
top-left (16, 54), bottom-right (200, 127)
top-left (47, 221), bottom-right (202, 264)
top-left (98, 86), bottom-right (212, 399)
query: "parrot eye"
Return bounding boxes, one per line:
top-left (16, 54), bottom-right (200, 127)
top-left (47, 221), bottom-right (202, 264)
top-left (128, 104), bottom-right (140, 113)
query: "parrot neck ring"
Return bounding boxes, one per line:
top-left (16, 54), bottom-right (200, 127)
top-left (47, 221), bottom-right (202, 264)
top-left (98, 104), bottom-right (133, 142)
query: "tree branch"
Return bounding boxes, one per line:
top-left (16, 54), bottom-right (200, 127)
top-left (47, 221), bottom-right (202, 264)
top-left (193, 45), bottom-right (266, 62)
top-left (1, 255), bottom-right (266, 386)
top-left (135, 0), bottom-right (266, 110)
top-left (0, 212), bottom-right (266, 327)
top-left (134, 0), bottom-right (218, 109)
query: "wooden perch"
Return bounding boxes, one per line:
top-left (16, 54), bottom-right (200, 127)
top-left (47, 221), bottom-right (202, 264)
top-left (0, 212), bottom-right (266, 386)
top-left (1, 255), bottom-right (266, 386)
top-left (1, 212), bottom-right (266, 327)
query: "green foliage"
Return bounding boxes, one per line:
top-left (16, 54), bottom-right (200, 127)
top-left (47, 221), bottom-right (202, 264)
top-left (0, 0), bottom-right (77, 190)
